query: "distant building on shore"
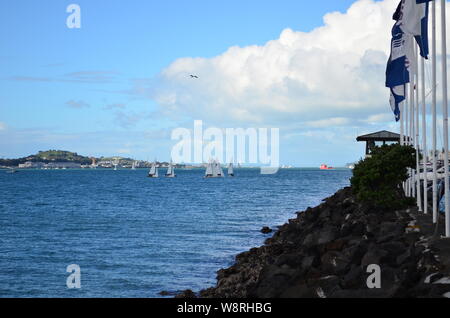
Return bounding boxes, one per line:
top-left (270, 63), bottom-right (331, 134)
top-left (18, 161), bottom-right (44, 169)
top-left (18, 161), bottom-right (81, 169)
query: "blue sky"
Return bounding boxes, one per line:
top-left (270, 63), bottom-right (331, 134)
top-left (0, 0), bottom-right (399, 166)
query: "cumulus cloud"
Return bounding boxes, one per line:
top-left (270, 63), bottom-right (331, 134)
top-left (306, 117), bottom-right (352, 128)
top-left (150, 0), bottom-right (449, 128)
top-left (150, 0), bottom-right (397, 126)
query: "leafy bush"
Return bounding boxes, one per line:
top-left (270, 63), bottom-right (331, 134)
top-left (350, 144), bottom-right (416, 210)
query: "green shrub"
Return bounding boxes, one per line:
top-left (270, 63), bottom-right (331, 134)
top-left (350, 144), bottom-right (416, 210)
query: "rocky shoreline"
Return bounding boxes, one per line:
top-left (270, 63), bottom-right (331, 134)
top-left (177, 186), bottom-right (450, 298)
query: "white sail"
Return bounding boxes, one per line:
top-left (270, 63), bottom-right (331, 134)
top-left (166, 161), bottom-right (175, 177)
top-left (205, 159), bottom-right (224, 177)
top-left (132, 161), bottom-right (137, 170)
top-left (205, 161), bottom-right (213, 176)
top-left (149, 161), bottom-right (158, 177)
top-left (228, 163), bottom-right (234, 176)
top-left (212, 160), bottom-right (223, 177)
top-left (217, 162), bottom-right (224, 177)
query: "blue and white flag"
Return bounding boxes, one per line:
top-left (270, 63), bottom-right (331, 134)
top-left (398, 0), bottom-right (431, 59)
top-left (386, 24), bottom-right (414, 88)
top-left (390, 85), bottom-right (405, 122)
top-left (386, 13), bottom-right (415, 122)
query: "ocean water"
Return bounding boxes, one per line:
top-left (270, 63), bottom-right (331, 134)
top-left (0, 168), bottom-right (351, 297)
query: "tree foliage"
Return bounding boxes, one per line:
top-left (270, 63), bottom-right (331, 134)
top-left (350, 144), bottom-right (416, 210)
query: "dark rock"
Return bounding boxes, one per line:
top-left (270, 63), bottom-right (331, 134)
top-left (343, 241), bottom-right (368, 265)
top-left (159, 290), bottom-right (171, 296)
top-left (323, 239), bottom-right (346, 252)
top-left (261, 226), bottom-right (273, 234)
top-left (279, 283), bottom-right (315, 298)
top-left (300, 255), bottom-right (319, 272)
top-left (317, 226), bottom-right (338, 245)
top-left (381, 241), bottom-right (407, 256)
top-left (350, 221), bottom-right (365, 236)
top-left (320, 207), bottom-right (331, 219)
top-left (429, 273), bottom-right (445, 284)
top-left (342, 265), bottom-right (364, 289)
top-left (175, 289), bottom-right (197, 298)
top-left (274, 253), bottom-right (302, 267)
top-left (379, 222), bottom-right (404, 237)
top-left (307, 275), bottom-right (341, 298)
top-left (192, 186), bottom-right (447, 298)
top-left (361, 248), bottom-right (388, 266)
top-left (250, 265), bottom-right (296, 298)
top-left (320, 251), bottom-right (351, 275)
top-left (396, 247), bottom-right (413, 266)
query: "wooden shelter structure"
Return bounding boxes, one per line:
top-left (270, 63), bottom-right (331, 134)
top-left (356, 130), bottom-right (403, 155)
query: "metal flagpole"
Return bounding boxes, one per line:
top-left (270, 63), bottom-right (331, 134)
top-left (401, 97), bottom-right (404, 146)
top-left (411, 44), bottom-right (417, 199)
top-left (421, 54), bottom-right (428, 214)
top-left (406, 84), bottom-right (411, 196)
top-left (432, 0), bottom-right (438, 223)
top-left (440, 0), bottom-right (450, 236)
top-left (416, 44), bottom-right (422, 211)
top-left (401, 87), bottom-right (406, 193)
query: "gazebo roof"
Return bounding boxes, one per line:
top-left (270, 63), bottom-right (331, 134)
top-left (356, 130), bottom-right (401, 142)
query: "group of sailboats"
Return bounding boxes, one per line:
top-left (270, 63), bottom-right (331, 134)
top-left (148, 161), bottom-right (175, 178)
top-left (205, 160), bottom-right (234, 178)
top-left (147, 159), bottom-right (235, 178)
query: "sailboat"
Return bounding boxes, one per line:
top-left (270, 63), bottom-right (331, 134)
top-left (228, 162), bottom-right (234, 177)
top-left (148, 161), bottom-right (159, 178)
top-left (205, 160), bottom-right (214, 178)
top-left (214, 161), bottom-right (224, 177)
top-left (205, 159), bottom-right (224, 178)
top-left (131, 161), bottom-right (137, 170)
top-left (165, 161), bottom-right (176, 178)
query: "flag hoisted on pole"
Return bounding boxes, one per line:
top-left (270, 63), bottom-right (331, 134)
top-left (386, 7), bottom-right (415, 122)
top-left (399, 0), bottom-right (431, 59)
top-left (386, 5), bottom-right (415, 198)
top-left (390, 86), bottom-right (404, 121)
top-left (387, 1), bottom-right (433, 208)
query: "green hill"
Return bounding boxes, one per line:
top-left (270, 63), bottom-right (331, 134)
top-left (0, 150), bottom-right (92, 166)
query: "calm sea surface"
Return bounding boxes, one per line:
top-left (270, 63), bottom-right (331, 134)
top-left (0, 168), bottom-right (351, 297)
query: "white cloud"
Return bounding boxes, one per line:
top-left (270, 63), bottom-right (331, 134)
top-left (66, 100), bottom-right (90, 109)
top-left (306, 117), bottom-right (352, 128)
top-left (0, 122), bottom-right (7, 130)
top-left (151, 0), bottom-right (407, 127)
top-left (364, 113), bottom-right (393, 123)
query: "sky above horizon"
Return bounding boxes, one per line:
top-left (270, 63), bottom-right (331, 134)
top-left (1, 0), bottom-right (448, 166)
